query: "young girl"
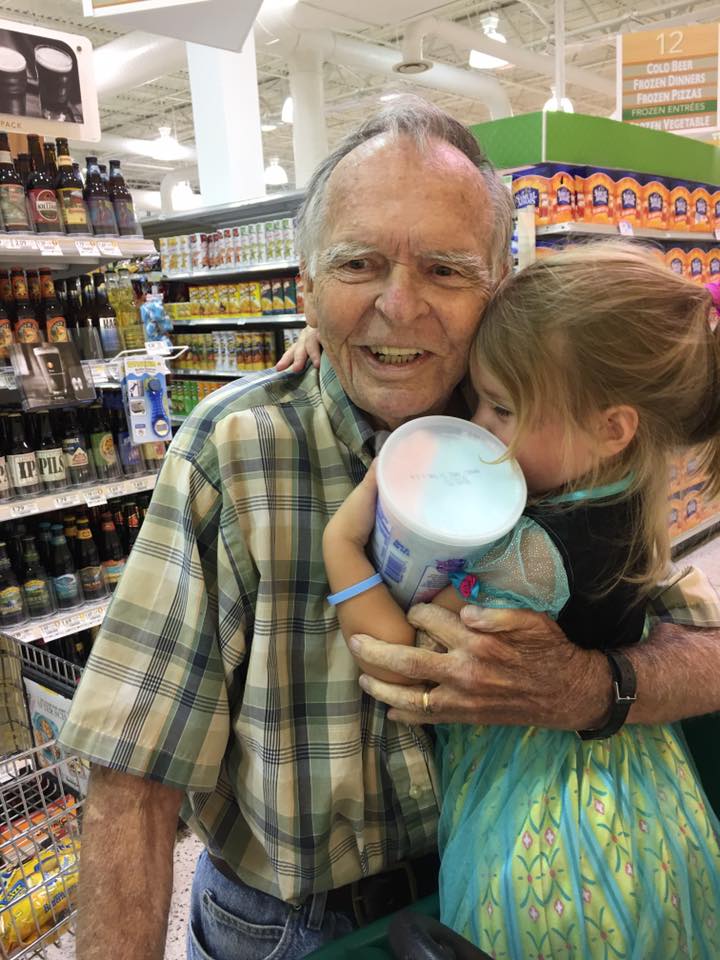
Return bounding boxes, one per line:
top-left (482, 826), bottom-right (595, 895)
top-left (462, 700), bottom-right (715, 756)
top-left (321, 244), bottom-right (720, 959)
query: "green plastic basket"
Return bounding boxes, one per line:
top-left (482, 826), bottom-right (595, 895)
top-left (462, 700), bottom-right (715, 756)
top-left (307, 893), bottom-right (439, 959)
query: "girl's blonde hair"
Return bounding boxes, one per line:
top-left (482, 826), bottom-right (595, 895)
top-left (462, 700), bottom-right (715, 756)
top-left (472, 242), bottom-right (720, 590)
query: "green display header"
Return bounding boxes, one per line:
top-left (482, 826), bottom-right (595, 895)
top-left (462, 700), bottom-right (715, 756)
top-left (469, 112), bottom-right (720, 184)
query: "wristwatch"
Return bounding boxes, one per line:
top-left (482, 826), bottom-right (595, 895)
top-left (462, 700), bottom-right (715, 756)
top-left (577, 649), bottom-right (637, 741)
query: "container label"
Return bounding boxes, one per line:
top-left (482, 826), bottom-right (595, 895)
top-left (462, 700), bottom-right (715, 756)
top-left (112, 199), bottom-right (138, 233)
top-left (0, 585), bottom-right (22, 616)
top-left (46, 313), bottom-right (69, 343)
top-left (62, 438), bottom-right (89, 469)
top-left (102, 558), bottom-right (125, 585)
top-left (28, 188), bottom-right (60, 228)
top-left (0, 184), bottom-right (29, 230)
top-left (14, 318), bottom-right (40, 344)
top-left (8, 452), bottom-right (38, 488)
top-left (38, 448), bottom-right (67, 484)
top-left (23, 578), bottom-right (52, 613)
top-left (91, 431), bottom-right (116, 466)
top-left (88, 197), bottom-right (117, 233)
top-left (0, 456), bottom-right (9, 496)
top-left (53, 573), bottom-right (82, 603)
top-left (79, 565), bottom-right (105, 597)
top-left (57, 188), bottom-right (90, 227)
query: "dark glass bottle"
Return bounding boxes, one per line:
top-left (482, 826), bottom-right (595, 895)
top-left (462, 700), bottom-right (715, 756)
top-left (88, 403), bottom-right (121, 479)
top-left (55, 138), bottom-right (91, 235)
top-left (112, 407), bottom-right (145, 476)
top-left (26, 134), bottom-right (61, 234)
top-left (38, 269), bottom-right (69, 343)
top-left (0, 134), bottom-right (30, 232)
top-left (35, 409), bottom-right (67, 490)
top-left (68, 629), bottom-right (90, 666)
top-left (0, 541), bottom-right (25, 625)
top-left (20, 535), bottom-right (56, 618)
top-left (49, 524), bottom-right (83, 610)
top-left (75, 517), bottom-right (108, 601)
top-left (7, 521), bottom-right (26, 577)
top-left (99, 510), bottom-right (125, 592)
top-left (0, 271), bottom-right (13, 322)
top-left (63, 277), bottom-right (81, 345)
top-left (124, 500), bottom-right (142, 553)
top-left (11, 270), bottom-right (40, 344)
top-left (61, 408), bottom-right (95, 485)
top-left (15, 154), bottom-right (31, 186)
top-left (108, 160), bottom-right (139, 237)
top-left (110, 498), bottom-right (125, 542)
top-left (44, 142), bottom-right (58, 179)
top-left (93, 273), bottom-right (121, 356)
top-left (78, 274), bottom-right (103, 360)
top-left (83, 157), bottom-right (118, 237)
top-left (37, 520), bottom-right (53, 569)
top-left (26, 269), bottom-right (40, 308)
top-left (62, 514), bottom-right (78, 563)
top-left (0, 416), bottom-right (13, 501)
top-left (0, 297), bottom-right (12, 364)
top-left (7, 412), bottom-right (41, 496)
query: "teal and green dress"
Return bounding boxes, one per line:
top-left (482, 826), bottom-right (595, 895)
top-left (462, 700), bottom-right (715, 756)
top-left (438, 493), bottom-right (720, 959)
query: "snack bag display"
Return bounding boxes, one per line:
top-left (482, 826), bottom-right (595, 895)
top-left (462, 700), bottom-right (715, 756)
top-left (583, 169), bottom-right (615, 224)
top-left (548, 168), bottom-right (575, 224)
top-left (669, 183), bottom-right (691, 230)
top-left (691, 185), bottom-right (712, 232)
top-left (615, 173), bottom-right (642, 226)
top-left (665, 247), bottom-right (687, 276)
top-left (688, 248), bottom-right (707, 283)
top-left (707, 249), bottom-right (720, 279)
top-left (642, 177), bottom-right (669, 229)
top-left (512, 167), bottom-right (550, 225)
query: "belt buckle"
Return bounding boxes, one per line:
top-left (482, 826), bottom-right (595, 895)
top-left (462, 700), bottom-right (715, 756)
top-left (350, 860), bottom-right (419, 927)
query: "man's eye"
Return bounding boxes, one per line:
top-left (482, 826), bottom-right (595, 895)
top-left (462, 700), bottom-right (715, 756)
top-left (344, 258), bottom-right (370, 271)
top-left (431, 264), bottom-right (457, 277)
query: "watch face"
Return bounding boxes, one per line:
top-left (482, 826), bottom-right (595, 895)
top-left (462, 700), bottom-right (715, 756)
top-left (153, 417), bottom-right (170, 438)
top-left (147, 378), bottom-right (162, 394)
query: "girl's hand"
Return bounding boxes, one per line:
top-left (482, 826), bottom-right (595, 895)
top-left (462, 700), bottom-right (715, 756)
top-left (275, 327), bottom-right (322, 372)
top-left (325, 461), bottom-right (379, 549)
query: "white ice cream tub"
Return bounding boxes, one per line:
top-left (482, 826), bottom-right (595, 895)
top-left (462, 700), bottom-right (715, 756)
top-left (371, 416), bottom-right (527, 609)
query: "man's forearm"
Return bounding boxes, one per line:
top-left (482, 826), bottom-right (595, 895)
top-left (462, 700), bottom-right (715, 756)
top-left (77, 765), bottom-right (183, 960)
top-left (626, 622), bottom-right (720, 724)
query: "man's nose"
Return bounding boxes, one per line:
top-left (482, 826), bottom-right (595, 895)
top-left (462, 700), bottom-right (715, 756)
top-left (375, 266), bottom-right (429, 325)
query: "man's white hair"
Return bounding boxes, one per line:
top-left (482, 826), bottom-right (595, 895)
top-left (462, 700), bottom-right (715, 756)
top-left (296, 95), bottom-right (514, 283)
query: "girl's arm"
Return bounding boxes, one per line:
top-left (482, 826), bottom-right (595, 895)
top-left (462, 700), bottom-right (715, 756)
top-left (323, 464), bottom-right (415, 683)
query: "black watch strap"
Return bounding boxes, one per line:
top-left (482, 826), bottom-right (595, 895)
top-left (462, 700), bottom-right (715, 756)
top-left (577, 650), bottom-right (637, 741)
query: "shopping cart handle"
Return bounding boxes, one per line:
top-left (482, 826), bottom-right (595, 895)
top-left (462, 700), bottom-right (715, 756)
top-left (388, 911), bottom-right (494, 959)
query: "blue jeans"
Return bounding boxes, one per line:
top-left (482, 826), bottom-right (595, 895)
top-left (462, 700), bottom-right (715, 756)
top-left (187, 849), bottom-right (355, 960)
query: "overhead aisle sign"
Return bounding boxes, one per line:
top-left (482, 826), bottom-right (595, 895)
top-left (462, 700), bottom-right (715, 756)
top-left (618, 24), bottom-right (720, 134)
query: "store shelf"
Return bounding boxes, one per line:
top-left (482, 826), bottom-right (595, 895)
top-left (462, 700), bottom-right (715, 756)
top-left (4, 597), bottom-right (110, 644)
top-left (671, 513), bottom-right (720, 553)
top-left (171, 314), bottom-right (305, 327)
top-left (139, 191), bottom-right (304, 238)
top-left (172, 369), bottom-right (245, 379)
top-left (0, 472), bottom-right (157, 522)
top-left (0, 234), bottom-right (156, 268)
top-left (163, 259), bottom-right (299, 281)
top-left (535, 223), bottom-right (720, 243)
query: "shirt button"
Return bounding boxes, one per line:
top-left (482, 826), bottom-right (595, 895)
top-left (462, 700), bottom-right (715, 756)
top-left (409, 784), bottom-right (424, 800)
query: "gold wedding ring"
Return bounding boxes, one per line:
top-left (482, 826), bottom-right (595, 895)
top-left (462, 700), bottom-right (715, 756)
top-left (422, 686), bottom-right (433, 715)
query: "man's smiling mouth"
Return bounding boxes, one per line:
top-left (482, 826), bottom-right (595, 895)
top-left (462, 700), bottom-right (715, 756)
top-left (366, 346), bottom-right (427, 365)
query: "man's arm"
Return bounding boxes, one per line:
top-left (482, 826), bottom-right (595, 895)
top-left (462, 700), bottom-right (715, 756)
top-left (350, 604), bottom-right (720, 729)
top-left (76, 765), bottom-right (183, 960)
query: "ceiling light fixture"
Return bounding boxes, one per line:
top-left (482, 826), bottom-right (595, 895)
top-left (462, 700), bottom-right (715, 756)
top-left (468, 14), bottom-right (509, 71)
top-left (150, 125), bottom-right (186, 161)
top-left (261, 123), bottom-right (278, 132)
top-left (264, 157), bottom-right (288, 187)
top-left (543, 86), bottom-right (574, 113)
top-left (281, 96), bottom-right (294, 124)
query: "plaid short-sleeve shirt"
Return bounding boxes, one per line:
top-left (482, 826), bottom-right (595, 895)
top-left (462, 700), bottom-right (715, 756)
top-left (59, 357), bottom-right (720, 903)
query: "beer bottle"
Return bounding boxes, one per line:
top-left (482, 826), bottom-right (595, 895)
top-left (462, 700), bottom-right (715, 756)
top-left (68, 630), bottom-right (90, 666)
top-left (0, 416), bottom-right (13, 501)
top-left (75, 517), bottom-right (108, 601)
top-left (11, 270), bottom-right (40, 344)
top-left (44, 142), bottom-right (58, 179)
top-left (93, 273), bottom-right (121, 357)
top-left (15, 153), bottom-right (31, 185)
top-left (99, 510), bottom-right (125, 591)
top-left (142, 440), bottom-right (167, 472)
top-left (110, 497), bottom-right (125, 544)
top-left (63, 277), bottom-right (81, 345)
top-left (0, 297), bottom-right (13, 363)
top-left (123, 500), bottom-right (142, 553)
top-left (20, 535), bottom-right (56, 618)
top-left (88, 402), bottom-right (121, 479)
top-left (77, 274), bottom-right (104, 360)
top-left (37, 520), bottom-right (52, 568)
top-left (26, 134), bottom-right (61, 234)
top-left (0, 133), bottom-right (30, 232)
top-left (7, 412), bottom-right (41, 496)
top-left (0, 541), bottom-right (26, 625)
top-left (38, 269), bottom-right (69, 342)
top-left (7, 521), bottom-right (26, 576)
top-left (99, 163), bottom-right (109, 184)
top-left (0, 271), bottom-right (13, 321)
top-left (83, 157), bottom-right (118, 237)
top-left (108, 160), bottom-right (139, 237)
top-left (35, 409), bottom-right (67, 490)
top-left (54, 138), bottom-right (91, 235)
top-left (26, 269), bottom-right (40, 308)
top-left (62, 513), bottom-right (78, 562)
top-left (62, 408), bottom-right (95, 485)
top-left (49, 523), bottom-right (83, 610)
top-left (112, 407), bottom-right (146, 476)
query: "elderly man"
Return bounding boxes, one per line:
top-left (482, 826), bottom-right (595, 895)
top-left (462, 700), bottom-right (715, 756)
top-left (60, 98), bottom-right (720, 960)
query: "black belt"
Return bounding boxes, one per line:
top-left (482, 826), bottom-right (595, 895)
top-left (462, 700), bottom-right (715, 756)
top-left (208, 851), bottom-right (439, 928)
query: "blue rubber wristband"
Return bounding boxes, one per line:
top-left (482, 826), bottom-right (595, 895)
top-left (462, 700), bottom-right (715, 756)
top-left (327, 573), bottom-right (383, 606)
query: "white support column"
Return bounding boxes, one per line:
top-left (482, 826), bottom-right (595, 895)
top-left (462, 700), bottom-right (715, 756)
top-left (288, 49), bottom-right (328, 188)
top-left (555, 0), bottom-right (566, 103)
top-left (186, 35), bottom-right (265, 206)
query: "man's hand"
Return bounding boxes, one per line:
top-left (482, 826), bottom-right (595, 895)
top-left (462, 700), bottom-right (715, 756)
top-left (351, 603), bottom-right (612, 730)
top-left (275, 327), bottom-right (322, 372)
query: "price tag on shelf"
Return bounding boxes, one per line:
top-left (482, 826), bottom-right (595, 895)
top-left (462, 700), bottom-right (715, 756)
top-left (1, 236), bottom-right (37, 252)
top-left (38, 238), bottom-right (63, 257)
top-left (98, 240), bottom-right (122, 258)
top-left (145, 340), bottom-right (171, 357)
top-left (10, 501), bottom-right (39, 518)
top-left (42, 619), bottom-right (64, 642)
top-left (618, 220), bottom-right (634, 237)
top-left (11, 625), bottom-right (39, 644)
top-left (0, 369), bottom-right (17, 391)
top-left (54, 492), bottom-right (81, 509)
top-left (107, 483), bottom-right (124, 498)
top-left (84, 488), bottom-right (108, 508)
top-left (131, 477), bottom-right (150, 492)
top-left (75, 239), bottom-right (99, 257)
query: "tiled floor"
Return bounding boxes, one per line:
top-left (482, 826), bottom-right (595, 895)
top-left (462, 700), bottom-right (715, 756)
top-left (47, 529), bottom-right (720, 959)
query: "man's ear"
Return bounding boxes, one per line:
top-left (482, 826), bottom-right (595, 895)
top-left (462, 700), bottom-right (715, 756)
top-left (596, 405), bottom-right (639, 457)
top-left (301, 264), bottom-right (318, 329)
